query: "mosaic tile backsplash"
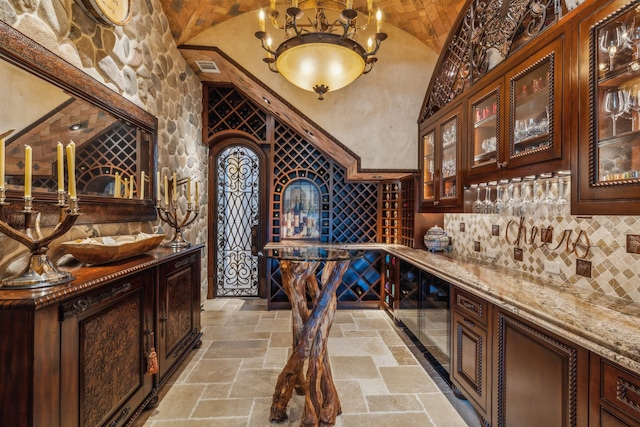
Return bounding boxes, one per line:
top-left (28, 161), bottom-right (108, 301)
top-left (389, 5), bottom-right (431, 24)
top-left (445, 179), bottom-right (640, 303)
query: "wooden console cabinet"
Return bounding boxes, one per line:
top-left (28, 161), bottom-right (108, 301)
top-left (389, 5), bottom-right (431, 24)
top-left (0, 245), bottom-right (203, 427)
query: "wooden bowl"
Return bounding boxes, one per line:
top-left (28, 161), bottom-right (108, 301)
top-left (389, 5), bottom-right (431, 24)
top-left (62, 233), bottom-right (165, 265)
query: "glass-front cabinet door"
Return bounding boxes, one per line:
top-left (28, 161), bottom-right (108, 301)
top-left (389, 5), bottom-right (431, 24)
top-left (419, 103), bottom-right (462, 211)
top-left (469, 84), bottom-right (500, 175)
top-left (575, 0), bottom-right (640, 215)
top-left (506, 36), bottom-right (563, 169)
top-left (440, 115), bottom-right (459, 201)
top-left (422, 130), bottom-right (436, 203)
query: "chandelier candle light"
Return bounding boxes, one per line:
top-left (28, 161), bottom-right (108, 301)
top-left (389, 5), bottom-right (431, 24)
top-left (155, 172), bottom-right (199, 248)
top-left (256, 0), bottom-right (387, 99)
top-left (0, 133), bottom-right (80, 289)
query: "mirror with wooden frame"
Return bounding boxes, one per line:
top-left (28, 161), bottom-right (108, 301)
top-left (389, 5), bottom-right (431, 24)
top-left (0, 21), bottom-right (157, 223)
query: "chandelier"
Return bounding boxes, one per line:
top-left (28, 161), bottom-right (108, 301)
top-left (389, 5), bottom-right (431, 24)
top-left (255, 0), bottom-right (387, 100)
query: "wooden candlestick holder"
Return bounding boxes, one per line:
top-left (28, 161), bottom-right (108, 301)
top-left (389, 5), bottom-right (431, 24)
top-left (0, 190), bottom-right (80, 289)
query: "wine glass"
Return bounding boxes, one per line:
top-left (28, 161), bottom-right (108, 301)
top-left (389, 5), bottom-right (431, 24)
top-left (603, 89), bottom-right (628, 136)
top-left (529, 179), bottom-right (540, 217)
top-left (555, 177), bottom-right (569, 216)
top-left (625, 84), bottom-right (640, 131)
top-left (494, 184), bottom-right (504, 216)
top-left (483, 184), bottom-right (494, 214)
top-left (542, 179), bottom-right (555, 217)
top-left (472, 185), bottom-right (483, 214)
top-left (506, 182), bottom-right (519, 217)
top-left (519, 181), bottom-right (530, 217)
top-left (598, 23), bottom-right (627, 72)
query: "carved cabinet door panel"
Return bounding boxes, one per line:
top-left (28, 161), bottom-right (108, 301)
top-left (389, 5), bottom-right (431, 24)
top-left (493, 310), bottom-right (589, 427)
top-left (157, 251), bottom-right (202, 384)
top-left (59, 271), bottom-right (154, 427)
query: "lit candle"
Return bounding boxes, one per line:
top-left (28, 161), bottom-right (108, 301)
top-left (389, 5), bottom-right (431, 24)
top-left (259, 9), bottom-right (266, 32)
top-left (195, 181), bottom-right (199, 208)
top-left (66, 142), bottom-right (76, 198)
top-left (367, 36), bottom-right (374, 53)
top-left (156, 171), bottom-right (161, 202)
top-left (376, 9), bottom-right (383, 33)
top-left (367, 0), bottom-right (373, 12)
top-left (139, 171), bottom-right (145, 199)
top-left (172, 172), bottom-right (177, 202)
top-left (187, 177), bottom-right (191, 201)
top-left (57, 142), bottom-right (64, 192)
top-left (114, 172), bottom-right (120, 198)
top-left (24, 145), bottom-right (32, 198)
top-left (0, 136), bottom-right (5, 190)
top-left (164, 175), bottom-right (169, 203)
top-left (266, 36), bottom-right (273, 58)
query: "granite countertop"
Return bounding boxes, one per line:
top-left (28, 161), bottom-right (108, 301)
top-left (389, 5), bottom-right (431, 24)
top-left (265, 242), bottom-right (640, 374)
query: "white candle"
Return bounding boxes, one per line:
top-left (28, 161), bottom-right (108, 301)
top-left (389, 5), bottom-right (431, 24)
top-left (376, 9), bottom-right (383, 33)
top-left (156, 171), bottom-right (161, 202)
top-left (270, 0), bottom-right (276, 10)
top-left (57, 142), bottom-right (64, 192)
top-left (259, 9), bottom-right (266, 32)
top-left (172, 172), bottom-right (177, 201)
top-left (0, 137), bottom-right (5, 190)
top-left (367, 0), bottom-right (373, 12)
top-left (129, 176), bottom-right (134, 199)
top-left (187, 177), bottom-right (191, 201)
top-left (114, 172), bottom-right (120, 198)
top-left (66, 142), bottom-right (76, 198)
top-left (164, 175), bottom-right (169, 203)
top-left (195, 181), bottom-right (199, 208)
top-left (24, 145), bottom-right (32, 198)
top-left (140, 171), bottom-right (145, 199)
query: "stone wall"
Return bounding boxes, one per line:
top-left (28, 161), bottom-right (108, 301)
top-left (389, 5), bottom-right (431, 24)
top-left (0, 0), bottom-right (208, 299)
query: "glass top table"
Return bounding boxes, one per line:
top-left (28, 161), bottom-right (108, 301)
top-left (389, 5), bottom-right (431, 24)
top-left (257, 245), bottom-right (363, 425)
top-left (258, 245), bottom-right (364, 262)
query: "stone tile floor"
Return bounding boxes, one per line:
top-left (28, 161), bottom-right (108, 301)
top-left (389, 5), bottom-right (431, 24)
top-left (134, 298), bottom-right (481, 426)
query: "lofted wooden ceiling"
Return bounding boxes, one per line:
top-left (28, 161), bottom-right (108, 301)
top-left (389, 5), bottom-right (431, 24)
top-left (159, 0), bottom-right (465, 54)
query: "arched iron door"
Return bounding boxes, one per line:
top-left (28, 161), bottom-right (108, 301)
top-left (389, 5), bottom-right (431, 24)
top-left (215, 145), bottom-right (260, 297)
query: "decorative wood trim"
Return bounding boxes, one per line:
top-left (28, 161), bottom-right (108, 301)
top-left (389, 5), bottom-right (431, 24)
top-left (456, 321), bottom-right (484, 396)
top-left (616, 377), bottom-right (640, 414)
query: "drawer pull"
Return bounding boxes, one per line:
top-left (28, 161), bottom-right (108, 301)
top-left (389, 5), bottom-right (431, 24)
top-left (617, 377), bottom-right (640, 413)
top-left (108, 405), bottom-right (131, 427)
top-left (61, 282), bottom-right (132, 319)
top-left (457, 294), bottom-right (484, 318)
top-left (463, 318), bottom-right (476, 328)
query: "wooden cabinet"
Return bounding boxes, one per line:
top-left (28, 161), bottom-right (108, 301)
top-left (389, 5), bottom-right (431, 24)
top-left (590, 354), bottom-right (640, 426)
top-left (493, 309), bottom-right (589, 427)
top-left (0, 245), bottom-right (203, 427)
top-left (466, 35), bottom-right (567, 181)
top-left (574, 0), bottom-right (640, 215)
top-left (451, 288), bottom-right (492, 423)
top-left (450, 286), bottom-right (590, 427)
top-left (59, 270), bottom-right (155, 427)
top-left (419, 102), bottom-right (463, 211)
top-left (157, 250), bottom-right (202, 385)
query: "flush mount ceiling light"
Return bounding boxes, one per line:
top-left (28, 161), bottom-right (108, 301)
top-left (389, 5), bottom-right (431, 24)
top-left (255, 0), bottom-right (387, 100)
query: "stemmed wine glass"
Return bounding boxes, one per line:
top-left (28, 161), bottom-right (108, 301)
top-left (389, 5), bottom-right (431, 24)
top-left (483, 184), bottom-right (494, 214)
top-left (518, 181), bottom-right (530, 217)
top-left (494, 184), bottom-right (504, 216)
top-left (625, 83), bottom-right (640, 131)
top-left (529, 179), bottom-right (540, 217)
top-left (542, 179), bottom-right (555, 217)
top-left (598, 22), bottom-right (627, 72)
top-left (506, 182), bottom-right (519, 217)
top-left (603, 89), bottom-right (628, 136)
top-left (555, 177), bottom-right (569, 216)
top-left (472, 185), bottom-right (483, 214)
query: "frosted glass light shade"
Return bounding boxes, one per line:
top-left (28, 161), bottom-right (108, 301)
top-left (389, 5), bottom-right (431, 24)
top-left (275, 33), bottom-right (366, 94)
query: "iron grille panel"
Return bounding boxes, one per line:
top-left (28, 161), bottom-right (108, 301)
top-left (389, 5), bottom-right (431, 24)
top-left (215, 145), bottom-right (260, 297)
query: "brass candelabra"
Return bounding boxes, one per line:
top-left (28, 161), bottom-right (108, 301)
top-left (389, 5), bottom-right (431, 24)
top-left (0, 189), bottom-right (80, 289)
top-left (156, 184), bottom-right (198, 248)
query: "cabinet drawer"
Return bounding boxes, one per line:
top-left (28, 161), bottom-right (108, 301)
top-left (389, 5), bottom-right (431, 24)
top-left (600, 359), bottom-right (640, 424)
top-left (453, 288), bottom-right (489, 327)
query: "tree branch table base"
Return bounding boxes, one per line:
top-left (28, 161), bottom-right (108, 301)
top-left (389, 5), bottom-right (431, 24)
top-left (258, 246), bottom-right (363, 427)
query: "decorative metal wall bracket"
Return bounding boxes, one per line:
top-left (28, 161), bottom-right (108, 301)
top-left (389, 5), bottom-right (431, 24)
top-left (0, 189), bottom-right (80, 289)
